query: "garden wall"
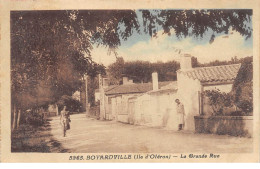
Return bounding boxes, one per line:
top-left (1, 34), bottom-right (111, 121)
top-left (194, 116), bottom-right (253, 137)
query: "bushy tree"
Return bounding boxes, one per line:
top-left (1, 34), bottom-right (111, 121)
top-left (202, 57), bottom-right (253, 116)
top-left (57, 95), bottom-right (82, 113)
top-left (107, 58), bottom-right (180, 84)
top-left (107, 57), bottom-right (125, 85)
top-left (232, 57), bottom-right (253, 114)
top-left (11, 9), bottom-right (252, 129)
top-left (194, 56), bottom-right (253, 67)
top-left (203, 89), bottom-right (234, 115)
top-left (11, 10), bottom-right (139, 129)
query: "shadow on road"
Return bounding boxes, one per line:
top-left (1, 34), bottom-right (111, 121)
top-left (11, 119), bottom-right (69, 153)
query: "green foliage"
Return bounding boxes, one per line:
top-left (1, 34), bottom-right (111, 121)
top-left (142, 9), bottom-right (252, 40)
top-left (107, 56), bottom-right (253, 85)
top-left (57, 95), bottom-right (82, 113)
top-left (107, 57), bottom-right (180, 84)
top-left (10, 9), bottom-right (253, 126)
top-left (232, 57), bottom-right (253, 113)
top-left (194, 56), bottom-right (252, 68)
top-left (107, 57), bottom-right (125, 85)
top-left (11, 10), bottom-right (139, 111)
top-left (203, 89), bottom-right (234, 115)
top-left (87, 76), bottom-right (100, 107)
top-left (21, 110), bottom-right (44, 126)
top-left (203, 57), bottom-right (253, 116)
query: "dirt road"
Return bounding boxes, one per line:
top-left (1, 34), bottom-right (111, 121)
top-left (50, 113), bottom-right (253, 153)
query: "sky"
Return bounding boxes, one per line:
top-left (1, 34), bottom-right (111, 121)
top-left (90, 10), bottom-right (253, 67)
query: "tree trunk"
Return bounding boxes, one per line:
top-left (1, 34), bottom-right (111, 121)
top-left (89, 77), bottom-right (95, 107)
top-left (12, 105), bottom-right (17, 131)
top-left (16, 109), bottom-right (21, 128)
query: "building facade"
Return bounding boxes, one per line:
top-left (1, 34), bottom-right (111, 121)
top-left (99, 54), bottom-right (241, 131)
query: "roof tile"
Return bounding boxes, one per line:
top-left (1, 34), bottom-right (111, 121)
top-left (105, 81), bottom-right (174, 95)
top-left (180, 64), bottom-right (241, 83)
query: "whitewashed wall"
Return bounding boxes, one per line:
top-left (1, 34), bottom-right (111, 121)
top-left (111, 94), bottom-right (140, 123)
top-left (131, 90), bottom-right (178, 130)
top-left (177, 72), bottom-right (202, 131)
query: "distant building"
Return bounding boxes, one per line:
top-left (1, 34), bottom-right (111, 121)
top-left (99, 75), bottom-right (173, 121)
top-left (99, 54), bottom-right (241, 131)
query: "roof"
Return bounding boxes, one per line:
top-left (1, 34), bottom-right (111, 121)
top-left (147, 81), bottom-right (178, 94)
top-left (105, 81), bottom-right (174, 96)
top-left (160, 81), bottom-right (178, 90)
top-left (178, 64), bottom-right (241, 83)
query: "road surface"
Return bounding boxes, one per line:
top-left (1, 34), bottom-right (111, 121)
top-left (50, 113), bottom-right (253, 153)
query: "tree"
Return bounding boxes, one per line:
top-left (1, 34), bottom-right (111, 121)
top-left (87, 63), bottom-right (106, 107)
top-left (57, 95), bottom-right (82, 113)
top-left (107, 59), bottom-right (180, 83)
top-left (203, 89), bottom-right (234, 115)
top-left (192, 56), bottom-right (253, 68)
top-left (142, 9), bottom-right (252, 41)
top-left (232, 57), bottom-right (253, 114)
top-left (11, 9), bottom-right (252, 129)
top-left (107, 57), bottom-right (125, 85)
top-left (124, 61), bottom-right (152, 83)
top-left (11, 10), bottom-right (139, 129)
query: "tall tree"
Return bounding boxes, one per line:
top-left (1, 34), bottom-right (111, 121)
top-left (11, 10), bottom-right (139, 129)
top-left (11, 9), bottom-right (252, 129)
top-left (107, 57), bottom-right (125, 85)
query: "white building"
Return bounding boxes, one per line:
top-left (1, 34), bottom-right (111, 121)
top-left (99, 54), bottom-right (241, 131)
top-left (177, 54), bottom-right (241, 130)
top-left (99, 75), bottom-right (173, 121)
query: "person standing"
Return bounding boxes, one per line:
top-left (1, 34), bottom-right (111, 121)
top-left (175, 99), bottom-right (185, 131)
top-left (60, 106), bottom-right (71, 137)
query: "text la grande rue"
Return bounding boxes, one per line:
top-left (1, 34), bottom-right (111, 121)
top-left (181, 153), bottom-right (220, 158)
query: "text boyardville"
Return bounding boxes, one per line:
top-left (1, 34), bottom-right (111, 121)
top-left (69, 153), bottom-right (220, 160)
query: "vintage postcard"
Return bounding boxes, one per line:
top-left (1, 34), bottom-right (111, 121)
top-left (0, 0), bottom-right (259, 163)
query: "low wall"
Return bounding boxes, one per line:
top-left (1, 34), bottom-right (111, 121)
top-left (194, 116), bottom-right (253, 137)
top-left (117, 114), bottom-right (129, 123)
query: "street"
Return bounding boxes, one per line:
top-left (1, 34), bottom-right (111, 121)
top-left (50, 113), bottom-right (253, 153)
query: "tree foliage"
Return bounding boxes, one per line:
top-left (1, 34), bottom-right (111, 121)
top-left (11, 10), bottom-right (138, 111)
top-left (57, 95), bottom-right (82, 113)
top-left (142, 9), bottom-right (252, 41)
top-left (107, 57), bottom-right (125, 85)
top-left (11, 9), bottom-right (252, 128)
top-left (194, 56), bottom-right (252, 68)
top-left (203, 89), bottom-right (234, 115)
top-left (232, 57), bottom-right (253, 113)
top-left (107, 57), bottom-right (180, 84)
top-left (202, 57), bottom-right (253, 116)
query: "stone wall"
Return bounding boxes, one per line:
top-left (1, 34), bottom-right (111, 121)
top-left (194, 116), bottom-right (253, 137)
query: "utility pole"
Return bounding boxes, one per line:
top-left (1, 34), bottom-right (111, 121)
top-left (99, 74), bottom-right (105, 120)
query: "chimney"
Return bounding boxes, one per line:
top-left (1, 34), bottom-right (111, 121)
top-left (102, 78), bottom-right (109, 88)
top-left (152, 72), bottom-right (158, 91)
top-left (180, 53), bottom-right (192, 70)
top-left (123, 77), bottom-right (128, 85)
